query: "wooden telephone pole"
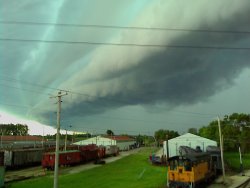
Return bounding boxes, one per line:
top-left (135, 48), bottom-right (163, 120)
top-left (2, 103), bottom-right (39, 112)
top-left (51, 91), bottom-right (67, 188)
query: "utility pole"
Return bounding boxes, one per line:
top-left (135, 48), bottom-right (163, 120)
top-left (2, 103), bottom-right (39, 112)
top-left (64, 129), bottom-right (67, 151)
top-left (166, 134), bottom-right (169, 160)
top-left (51, 91), bottom-right (67, 188)
top-left (217, 116), bottom-right (226, 183)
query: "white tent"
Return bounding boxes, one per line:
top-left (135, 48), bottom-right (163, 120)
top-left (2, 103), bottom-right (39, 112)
top-left (163, 133), bottom-right (217, 158)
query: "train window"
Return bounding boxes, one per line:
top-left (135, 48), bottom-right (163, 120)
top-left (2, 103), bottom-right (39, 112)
top-left (178, 160), bottom-right (184, 167)
top-left (169, 160), bottom-right (177, 170)
top-left (212, 156), bottom-right (217, 161)
top-left (184, 161), bottom-right (191, 171)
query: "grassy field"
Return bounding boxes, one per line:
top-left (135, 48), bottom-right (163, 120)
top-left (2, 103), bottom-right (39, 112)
top-left (7, 149), bottom-right (249, 188)
top-left (7, 147), bottom-right (167, 188)
top-left (224, 152), bottom-right (250, 171)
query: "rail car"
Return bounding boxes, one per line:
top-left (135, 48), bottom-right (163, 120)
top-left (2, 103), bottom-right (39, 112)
top-left (206, 145), bottom-right (222, 173)
top-left (41, 144), bottom-right (119, 170)
top-left (78, 144), bottom-right (99, 162)
top-left (0, 143), bottom-right (119, 169)
top-left (167, 147), bottom-right (220, 188)
top-left (42, 150), bottom-right (82, 170)
top-left (167, 152), bottom-right (217, 188)
top-left (105, 145), bottom-right (119, 156)
top-left (3, 148), bottom-right (44, 169)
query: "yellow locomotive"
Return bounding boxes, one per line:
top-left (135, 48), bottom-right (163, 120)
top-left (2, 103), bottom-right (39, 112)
top-left (167, 152), bottom-right (217, 188)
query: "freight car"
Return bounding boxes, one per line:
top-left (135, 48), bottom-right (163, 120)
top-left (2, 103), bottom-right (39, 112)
top-left (167, 152), bottom-right (217, 188)
top-left (42, 144), bottom-right (120, 170)
top-left (42, 150), bottom-right (81, 170)
top-left (78, 144), bottom-right (99, 162)
top-left (3, 148), bottom-right (44, 169)
top-left (42, 144), bottom-right (104, 170)
top-left (105, 145), bottom-right (119, 156)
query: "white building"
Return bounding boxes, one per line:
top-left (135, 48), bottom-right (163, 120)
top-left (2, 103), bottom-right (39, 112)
top-left (163, 133), bottom-right (217, 158)
top-left (74, 135), bottom-right (136, 151)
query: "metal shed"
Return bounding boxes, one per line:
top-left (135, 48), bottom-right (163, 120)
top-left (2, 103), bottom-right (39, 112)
top-left (163, 133), bottom-right (217, 158)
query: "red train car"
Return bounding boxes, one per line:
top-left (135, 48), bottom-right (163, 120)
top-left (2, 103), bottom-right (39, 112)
top-left (42, 150), bottom-right (81, 170)
top-left (78, 144), bottom-right (99, 162)
top-left (98, 146), bottom-right (106, 159)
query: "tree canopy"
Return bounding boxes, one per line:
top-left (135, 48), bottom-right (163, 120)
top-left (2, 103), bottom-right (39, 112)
top-left (106, 129), bottom-right (114, 136)
top-left (199, 113), bottom-right (250, 152)
top-left (0, 123), bottom-right (29, 136)
top-left (154, 129), bottom-right (179, 146)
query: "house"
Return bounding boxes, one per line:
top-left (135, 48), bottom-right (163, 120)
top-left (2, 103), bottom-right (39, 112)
top-left (74, 135), bottom-right (136, 151)
top-left (163, 133), bottom-right (217, 158)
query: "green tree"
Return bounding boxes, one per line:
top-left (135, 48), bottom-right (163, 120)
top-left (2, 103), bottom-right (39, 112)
top-left (0, 123), bottom-right (29, 135)
top-left (106, 129), bottom-right (114, 136)
top-left (198, 113), bottom-right (250, 152)
top-left (188, 128), bottom-right (198, 135)
top-left (154, 129), bottom-right (179, 146)
top-left (136, 134), bottom-right (144, 146)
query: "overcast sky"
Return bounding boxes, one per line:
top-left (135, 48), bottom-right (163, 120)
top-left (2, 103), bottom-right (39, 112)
top-left (1, 0), bottom-right (250, 135)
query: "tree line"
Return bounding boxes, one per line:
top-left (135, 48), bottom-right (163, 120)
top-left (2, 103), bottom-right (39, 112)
top-left (198, 113), bottom-right (250, 152)
top-left (154, 113), bottom-right (250, 153)
top-left (0, 123), bottom-right (29, 136)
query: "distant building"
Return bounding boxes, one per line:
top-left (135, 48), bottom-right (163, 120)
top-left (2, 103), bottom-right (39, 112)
top-left (74, 135), bottom-right (136, 151)
top-left (0, 135), bottom-right (44, 149)
top-left (1, 135), bottom-right (42, 142)
top-left (163, 133), bottom-right (217, 158)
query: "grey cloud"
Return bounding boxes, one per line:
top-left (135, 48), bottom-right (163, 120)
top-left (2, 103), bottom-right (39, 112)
top-left (53, 0), bottom-right (250, 119)
top-left (1, 0), bottom-right (250, 126)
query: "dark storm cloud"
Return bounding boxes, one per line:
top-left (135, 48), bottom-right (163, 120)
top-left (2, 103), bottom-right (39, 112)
top-left (48, 0), bottom-right (250, 121)
top-left (2, 0), bottom-right (250, 125)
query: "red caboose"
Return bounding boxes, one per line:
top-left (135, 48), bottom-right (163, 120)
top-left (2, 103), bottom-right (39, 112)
top-left (42, 150), bottom-right (81, 170)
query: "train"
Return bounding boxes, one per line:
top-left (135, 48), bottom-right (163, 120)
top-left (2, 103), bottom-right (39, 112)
top-left (3, 148), bottom-right (44, 169)
top-left (42, 144), bottom-right (98, 169)
top-left (1, 143), bottom-right (119, 169)
top-left (167, 146), bottom-right (221, 188)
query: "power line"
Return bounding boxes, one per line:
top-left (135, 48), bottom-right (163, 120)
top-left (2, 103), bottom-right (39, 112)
top-left (0, 75), bottom-right (68, 93)
top-left (0, 83), bottom-right (50, 96)
top-left (1, 38), bottom-right (249, 50)
top-left (0, 102), bottom-right (31, 109)
top-left (0, 75), bottom-right (219, 118)
top-left (1, 20), bottom-right (250, 35)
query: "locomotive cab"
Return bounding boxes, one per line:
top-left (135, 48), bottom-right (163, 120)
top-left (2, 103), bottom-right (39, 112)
top-left (168, 156), bottom-right (195, 188)
top-left (167, 153), bottom-right (215, 188)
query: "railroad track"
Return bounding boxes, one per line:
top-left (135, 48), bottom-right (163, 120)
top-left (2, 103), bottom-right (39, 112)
top-left (237, 177), bottom-right (250, 188)
top-left (5, 166), bottom-right (46, 183)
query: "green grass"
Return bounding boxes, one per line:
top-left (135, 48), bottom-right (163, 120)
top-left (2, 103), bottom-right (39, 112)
top-left (7, 148), bottom-right (167, 188)
top-left (224, 152), bottom-right (250, 171)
